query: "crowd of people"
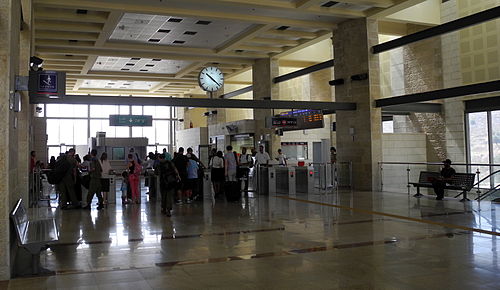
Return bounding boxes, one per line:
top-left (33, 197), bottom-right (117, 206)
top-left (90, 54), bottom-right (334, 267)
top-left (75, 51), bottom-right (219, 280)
top-left (31, 144), bottom-right (280, 217)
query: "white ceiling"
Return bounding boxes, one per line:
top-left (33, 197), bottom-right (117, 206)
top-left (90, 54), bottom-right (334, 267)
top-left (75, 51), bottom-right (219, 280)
top-left (92, 56), bottom-right (194, 74)
top-left (110, 13), bottom-right (253, 49)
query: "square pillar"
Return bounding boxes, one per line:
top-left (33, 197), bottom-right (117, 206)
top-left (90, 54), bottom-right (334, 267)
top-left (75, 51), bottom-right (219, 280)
top-left (334, 18), bottom-right (382, 191)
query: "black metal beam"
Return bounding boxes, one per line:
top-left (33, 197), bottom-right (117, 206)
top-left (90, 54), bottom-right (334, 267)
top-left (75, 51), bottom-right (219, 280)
top-left (220, 85), bottom-right (252, 99)
top-left (375, 80), bottom-right (500, 107)
top-left (372, 6), bottom-right (500, 54)
top-left (382, 103), bottom-right (442, 113)
top-left (273, 59), bottom-right (334, 83)
top-left (31, 95), bottom-right (357, 111)
top-left (465, 95), bottom-right (500, 113)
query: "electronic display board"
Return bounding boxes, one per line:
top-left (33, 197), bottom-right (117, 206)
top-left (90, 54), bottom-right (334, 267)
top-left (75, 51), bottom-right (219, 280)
top-left (278, 109), bottom-right (324, 131)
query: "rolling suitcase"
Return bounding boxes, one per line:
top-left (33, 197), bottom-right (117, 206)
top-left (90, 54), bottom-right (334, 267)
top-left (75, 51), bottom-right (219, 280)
top-left (224, 181), bottom-right (240, 202)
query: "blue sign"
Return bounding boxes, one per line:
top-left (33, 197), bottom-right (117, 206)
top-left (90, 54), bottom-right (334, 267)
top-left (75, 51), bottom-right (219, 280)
top-left (109, 115), bottom-right (153, 127)
top-left (38, 72), bottom-right (58, 93)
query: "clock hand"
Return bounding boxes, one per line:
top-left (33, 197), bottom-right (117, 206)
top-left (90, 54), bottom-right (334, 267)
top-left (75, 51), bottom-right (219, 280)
top-left (206, 74), bottom-right (221, 86)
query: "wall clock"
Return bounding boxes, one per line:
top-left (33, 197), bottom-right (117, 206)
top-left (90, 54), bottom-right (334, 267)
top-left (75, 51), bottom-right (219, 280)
top-left (198, 67), bottom-right (224, 92)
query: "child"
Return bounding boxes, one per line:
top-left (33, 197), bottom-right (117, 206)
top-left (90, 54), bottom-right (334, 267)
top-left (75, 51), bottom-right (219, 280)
top-left (121, 171), bottom-right (129, 205)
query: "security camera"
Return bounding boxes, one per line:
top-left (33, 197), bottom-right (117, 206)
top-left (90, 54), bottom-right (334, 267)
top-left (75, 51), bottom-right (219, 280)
top-left (35, 106), bottom-right (43, 113)
top-left (30, 56), bottom-right (44, 71)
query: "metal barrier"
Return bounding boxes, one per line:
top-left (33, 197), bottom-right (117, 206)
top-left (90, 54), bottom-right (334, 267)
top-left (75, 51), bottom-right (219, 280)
top-left (30, 169), bottom-right (58, 208)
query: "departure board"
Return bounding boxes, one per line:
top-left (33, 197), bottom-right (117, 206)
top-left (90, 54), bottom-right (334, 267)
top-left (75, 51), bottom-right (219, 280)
top-left (278, 109), bottom-right (324, 131)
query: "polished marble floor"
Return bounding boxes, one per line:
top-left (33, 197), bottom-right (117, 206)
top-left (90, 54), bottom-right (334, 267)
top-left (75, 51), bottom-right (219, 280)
top-left (5, 188), bottom-right (500, 289)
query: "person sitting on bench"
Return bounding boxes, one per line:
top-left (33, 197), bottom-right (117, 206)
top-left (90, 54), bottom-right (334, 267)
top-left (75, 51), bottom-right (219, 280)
top-left (432, 159), bottom-right (456, 200)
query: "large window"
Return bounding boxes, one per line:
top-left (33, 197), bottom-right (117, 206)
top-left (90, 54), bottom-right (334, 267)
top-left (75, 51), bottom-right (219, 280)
top-left (45, 104), bottom-right (176, 156)
top-left (467, 110), bottom-right (500, 188)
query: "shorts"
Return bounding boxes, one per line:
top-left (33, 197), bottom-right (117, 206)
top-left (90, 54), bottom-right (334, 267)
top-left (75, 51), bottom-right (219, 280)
top-left (101, 178), bottom-right (110, 192)
top-left (226, 169), bottom-right (237, 182)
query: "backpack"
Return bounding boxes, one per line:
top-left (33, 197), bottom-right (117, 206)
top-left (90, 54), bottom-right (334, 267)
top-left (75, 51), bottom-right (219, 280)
top-left (47, 156), bottom-right (71, 184)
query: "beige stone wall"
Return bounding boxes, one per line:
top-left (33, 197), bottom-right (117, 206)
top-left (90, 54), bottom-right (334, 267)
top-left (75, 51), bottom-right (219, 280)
top-left (0, 0), bottom-right (27, 280)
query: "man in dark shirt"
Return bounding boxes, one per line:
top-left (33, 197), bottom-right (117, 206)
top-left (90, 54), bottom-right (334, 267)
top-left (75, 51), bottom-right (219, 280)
top-left (173, 147), bottom-right (189, 204)
top-left (433, 159), bottom-right (456, 200)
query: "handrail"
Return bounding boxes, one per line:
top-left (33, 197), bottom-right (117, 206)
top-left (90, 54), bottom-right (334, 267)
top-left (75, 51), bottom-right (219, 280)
top-left (472, 169), bottom-right (500, 188)
top-left (477, 184), bottom-right (500, 201)
top-left (379, 161), bottom-right (500, 167)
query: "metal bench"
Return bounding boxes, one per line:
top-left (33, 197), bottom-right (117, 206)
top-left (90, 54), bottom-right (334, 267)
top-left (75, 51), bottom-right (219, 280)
top-left (10, 198), bottom-right (59, 275)
top-left (409, 171), bottom-right (476, 201)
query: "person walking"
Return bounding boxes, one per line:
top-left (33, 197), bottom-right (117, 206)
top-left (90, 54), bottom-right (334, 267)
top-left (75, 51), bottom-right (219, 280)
top-left (100, 152), bottom-right (112, 206)
top-left (127, 153), bottom-right (142, 204)
top-left (238, 147), bottom-right (253, 193)
top-left (173, 147), bottom-right (189, 204)
top-left (185, 153), bottom-right (199, 203)
top-left (58, 148), bottom-right (80, 209)
top-left (225, 145), bottom-right (239, 201)
top-left (156, 154), bottom-right (179, 216)
top-left (276, 149), bottom-right (287, 166)
top-left (209, 151), bottom-right (224, 199)
top-left (85, 149), bottom-right (104, 210)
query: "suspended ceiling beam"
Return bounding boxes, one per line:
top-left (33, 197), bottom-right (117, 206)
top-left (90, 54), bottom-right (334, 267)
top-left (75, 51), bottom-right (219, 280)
top-left (31, 95), bottom-right (357, 110)
top-left (375, 80), bottom-right (500, 107)
top-left (372, 6), bottom-right (500, 54)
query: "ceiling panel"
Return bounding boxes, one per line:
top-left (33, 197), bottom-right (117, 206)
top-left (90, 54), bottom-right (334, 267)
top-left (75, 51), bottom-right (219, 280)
top-left (80, 79), bottom-right (161, 90)
top-left (92, 56), bottom-right (193, 74)
top-left (110, 13), bottom-right (253, 49)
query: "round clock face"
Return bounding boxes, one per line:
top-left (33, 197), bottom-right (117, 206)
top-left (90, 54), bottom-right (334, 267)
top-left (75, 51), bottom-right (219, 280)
top-left (198, 67), bottom-right (224, 92)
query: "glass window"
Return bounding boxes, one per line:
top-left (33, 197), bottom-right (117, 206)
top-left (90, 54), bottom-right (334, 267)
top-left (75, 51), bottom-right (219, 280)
top-left (119, 105), bottom-right (130, 115)
top-left (90, 120), bottom-right (129, 138)
top-left (46, 104), bottom-right (88, 118)
top-left (144, 106), bottom-right (170, 119)
top-left (468, 112), bottom-right (490, 188)
top-left (132, 106), bottom-right (142, 115)
top-left (47, 119), bottom-right (88, 145)
top-left (154, 120), bottom-right (170, 144)
top-left (383, 120), bottom-right (394, 133)
top-left (492, 111), bottom-right (500, 186)
top-left (90, 105), bottom-right (119, 118)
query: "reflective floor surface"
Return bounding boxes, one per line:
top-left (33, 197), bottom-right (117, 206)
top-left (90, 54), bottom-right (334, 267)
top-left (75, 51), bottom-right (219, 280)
top-left (5, 189), bottom-right (500, 289)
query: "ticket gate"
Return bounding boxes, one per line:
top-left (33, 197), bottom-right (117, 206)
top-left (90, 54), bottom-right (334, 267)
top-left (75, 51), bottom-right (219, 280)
top-left (203, 169), bottom-right (213, 198)
top-left (257, 165), bottom-right (314, 195)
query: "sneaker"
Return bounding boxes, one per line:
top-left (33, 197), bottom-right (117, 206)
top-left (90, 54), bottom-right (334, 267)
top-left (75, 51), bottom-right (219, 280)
top-left (186, 198), bottom-right (193, 204)
top-left (166, 210), bottom-right (172, 217)
top-left (176, 200), bottom-right (183, 205)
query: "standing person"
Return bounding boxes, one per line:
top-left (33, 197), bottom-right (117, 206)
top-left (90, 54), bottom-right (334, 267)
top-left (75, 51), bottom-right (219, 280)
top-left (80, 154), bottom-right (91, 208)
top-left (225, 145), bottom-right (239, 201)
top-left (30, 151), bottom-right (37, 172)
top-left (58, 148), bottom-right (79, 209)
top-left (276, 149), bottom-right (287, 166)
top-left (186, 147), bottom-right (205, 168)
top-left (48, 156), bottom-right (56, 169)
top-left (156, 154), bottom-right (180, 216)
top-left (173, 147), bottom-right (189, 204)
top-left (100, 152), bottom-right (112, 206)
top-left (85, 149), bottom-right (104, 210)
top-left (255, 145), bottom-right (270, 167)
top-left (144, 152), bottom-right (157, 200)
top-left (209, 151), bottom-right (224, 199)
top-left (185, 154), bottom-right (199, 203)
top-left (120, 171), bottom-right (129, 205)
top-left (330, 147), bottom-right (337, 164)
top-left (432, 159), bottom-right (456, 200)
top-left (127, 153), bottom-right (142, 204)
top-left (162, 148), bottom-right (172, 161)
top-left (238, 147), bottom-right (253, 193)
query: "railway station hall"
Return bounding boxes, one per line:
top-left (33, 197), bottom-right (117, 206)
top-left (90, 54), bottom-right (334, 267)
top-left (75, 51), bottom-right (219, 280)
top-left (1, 0), bottom-right (500, 289)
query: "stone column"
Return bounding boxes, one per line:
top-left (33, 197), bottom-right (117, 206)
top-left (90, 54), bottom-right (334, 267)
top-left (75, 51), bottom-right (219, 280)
top-left (403, 24), bottom-right (446, 163)
top-left (334, 18), bottom-right (382, 191)
top-left (252, 58), bottom-right (280, 155)
top-left (0, 0), bottom-right (23, 280)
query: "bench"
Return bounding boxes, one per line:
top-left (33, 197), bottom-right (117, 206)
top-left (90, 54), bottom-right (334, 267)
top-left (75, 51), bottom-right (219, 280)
top-left (409, 171), bottom-right (476, 202)
top-left (10, 198), bottom-right (59, 275)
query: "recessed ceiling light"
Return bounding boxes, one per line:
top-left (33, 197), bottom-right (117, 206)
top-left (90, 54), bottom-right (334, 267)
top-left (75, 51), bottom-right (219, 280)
top-left (152, 59), bottom-right (161, 61)
top-left (76, 9), bottom-right (88, 14)
top-left (158, 29), bottom-right (171, 33)
top-left (321, 1), bottom-right (339, 7)
top-left (125, 63), bottom-right (134, 66)
top-left (69, 40), bottom-right (78, 42)
top-left (121, 68), bottom-right (130, 71)
top-left (173, 40), bottom-right (185, 44)
top-left (196, 20), bottom-right (211, 25)
top-left (145, 64), bottom-right (154, 67)
top-left (131, 57), bottom-right (140, 60)
top-left (168, 18), bottom-right (183, 23)
top-left (148, 39), bottom-right (161, 42)
top-left (276, 26), bottom-right (290, 31)
top-left (184, 31), bottom-right (197, 35)
top-left (140, 69), bottom-right (148, 72)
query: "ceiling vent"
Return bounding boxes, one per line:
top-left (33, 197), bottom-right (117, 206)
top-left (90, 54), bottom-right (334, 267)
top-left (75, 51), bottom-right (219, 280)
top-left (276, 26), bottom-right (290, 31)
top-left (196, 20), bottom-right (211, 25)
top-left (168, 18), bottom-right (183, 23)
top-left (321, 1), bottom-right (339, 7)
